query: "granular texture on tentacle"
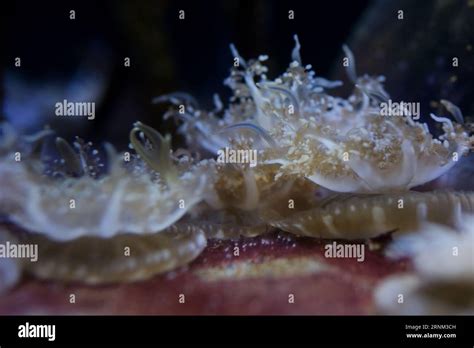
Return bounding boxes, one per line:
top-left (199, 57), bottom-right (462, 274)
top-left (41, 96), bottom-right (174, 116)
top-left (184, 207), bottom-right (270, 240)
top-left (191, 220), bottom-right (270, 240)
top-left (268, 191), bottom-right (474, 239)
top-left (15, 224), bottom-right (206, 284)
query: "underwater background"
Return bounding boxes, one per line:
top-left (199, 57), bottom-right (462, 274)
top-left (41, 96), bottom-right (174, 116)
top-left (4, 0), bottom-right (474, 146)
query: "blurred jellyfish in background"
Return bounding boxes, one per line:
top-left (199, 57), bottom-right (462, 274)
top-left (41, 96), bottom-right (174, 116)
top-left (4, 45), bottom-right (109, 133)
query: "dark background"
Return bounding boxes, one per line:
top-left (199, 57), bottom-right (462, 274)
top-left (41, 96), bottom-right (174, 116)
top-left (2, 0), bottom-right (370, 148)
top-left (2, 0), bottom-right (473, 150)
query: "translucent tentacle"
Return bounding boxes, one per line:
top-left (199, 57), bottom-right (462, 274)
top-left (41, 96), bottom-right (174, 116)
top-left (129, 121), bottom-right (178, 183)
